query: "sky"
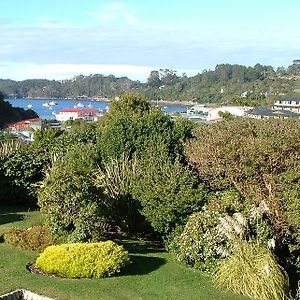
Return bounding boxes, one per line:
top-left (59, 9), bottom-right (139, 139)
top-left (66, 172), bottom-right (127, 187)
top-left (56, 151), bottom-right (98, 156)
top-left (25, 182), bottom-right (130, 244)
top-left (0, 0), bottom-right (300, 82)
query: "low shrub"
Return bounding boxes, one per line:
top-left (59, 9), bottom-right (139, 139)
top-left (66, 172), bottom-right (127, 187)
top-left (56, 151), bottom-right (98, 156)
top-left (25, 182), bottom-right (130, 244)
top-left (213, 240), bottom-right (291, 300)
top-left (4, 226), bottom-right (53, 252)
top-left (170, 210), bottom-right (230, 272)
top-left (35, 241), bottom-right (130, 278)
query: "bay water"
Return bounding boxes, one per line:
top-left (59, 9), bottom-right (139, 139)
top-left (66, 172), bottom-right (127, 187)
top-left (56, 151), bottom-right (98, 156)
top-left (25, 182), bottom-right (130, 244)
top-left (7, 98), bottom-right (190, 120)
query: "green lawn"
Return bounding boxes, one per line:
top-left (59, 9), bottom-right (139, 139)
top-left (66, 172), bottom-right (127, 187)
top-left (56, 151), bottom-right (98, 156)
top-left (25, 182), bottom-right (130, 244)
top-left (0, 206), bottom-right (249, 300)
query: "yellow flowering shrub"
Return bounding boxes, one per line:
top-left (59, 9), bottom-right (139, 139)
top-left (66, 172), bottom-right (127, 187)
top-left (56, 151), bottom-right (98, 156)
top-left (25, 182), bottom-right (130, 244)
top-left (35, 241), bottom-right (130, 278)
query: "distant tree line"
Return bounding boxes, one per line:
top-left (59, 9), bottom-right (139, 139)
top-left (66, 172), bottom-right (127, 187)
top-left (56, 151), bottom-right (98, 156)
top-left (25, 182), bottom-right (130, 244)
top-left (1, 62), bottom-right (300, 104)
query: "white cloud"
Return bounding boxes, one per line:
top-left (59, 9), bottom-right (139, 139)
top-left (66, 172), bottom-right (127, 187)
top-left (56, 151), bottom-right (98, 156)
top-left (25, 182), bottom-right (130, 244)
top-left (34, 17), bottom-right (71, 29)
top-left (0, 62), bottom-right (154, 81)
top-left (91, 2), bottom-right (139, 25)
top-left (0, 61), bottom-right (202, 82)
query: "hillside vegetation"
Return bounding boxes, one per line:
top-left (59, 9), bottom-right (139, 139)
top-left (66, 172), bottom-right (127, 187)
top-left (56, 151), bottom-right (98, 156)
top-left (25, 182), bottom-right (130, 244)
top-left (0, 92), bottom-right (38, 129)
top-left (1, 61), bottom-right (300, 104)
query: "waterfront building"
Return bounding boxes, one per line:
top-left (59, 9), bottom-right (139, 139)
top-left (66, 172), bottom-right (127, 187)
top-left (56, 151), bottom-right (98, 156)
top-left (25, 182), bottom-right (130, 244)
top-left (7, 118), bottom-right (43, 141)
top-left (273, 98), bottom-right (300, 113)
top-left (55, 108), bottom-right (102, 122)
top-left (246, 107), bottom-right (300, 119)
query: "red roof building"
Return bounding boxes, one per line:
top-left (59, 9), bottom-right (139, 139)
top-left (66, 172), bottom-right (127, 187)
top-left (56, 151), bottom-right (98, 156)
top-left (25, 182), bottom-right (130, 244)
top-left (8, 118), bottom-right (42, 131)
top-left (55, 108), bottom-right (101, 122)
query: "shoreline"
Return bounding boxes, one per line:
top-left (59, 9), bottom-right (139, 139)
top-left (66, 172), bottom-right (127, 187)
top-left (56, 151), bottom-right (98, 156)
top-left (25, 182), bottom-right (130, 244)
top-left (10, 97), bottom-right (197, 106)
top-left (18, 97), bottom-right (110, 102)
top-left (149, 99), bottom-right (197, 106)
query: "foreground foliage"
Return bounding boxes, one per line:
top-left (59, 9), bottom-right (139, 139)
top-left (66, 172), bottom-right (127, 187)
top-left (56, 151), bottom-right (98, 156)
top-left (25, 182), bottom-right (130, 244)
top-left (172, 210), bottom-right (227, 272)
top-left (186, 118), bottom-right (300, 272)
top-left (35, 241), bottom-right (130, 278)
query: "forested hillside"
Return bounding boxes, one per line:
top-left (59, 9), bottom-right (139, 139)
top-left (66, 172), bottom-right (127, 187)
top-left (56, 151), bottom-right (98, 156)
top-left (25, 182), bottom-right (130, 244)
top-left (0, 92), bottom-right (38, 129)
top-left (1, 61), bottom-right (300, 104)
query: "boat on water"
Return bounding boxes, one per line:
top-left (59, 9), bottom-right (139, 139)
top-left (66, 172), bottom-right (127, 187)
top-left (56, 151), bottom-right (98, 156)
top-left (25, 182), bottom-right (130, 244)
top-left (49, 101), bottom-right (57, 106)
top-left (74, 102), bottom-right (85, 108)
top-left (42, 101), bottom-right (57, 108)
top-left (27, 104), bottom-right (33, 109)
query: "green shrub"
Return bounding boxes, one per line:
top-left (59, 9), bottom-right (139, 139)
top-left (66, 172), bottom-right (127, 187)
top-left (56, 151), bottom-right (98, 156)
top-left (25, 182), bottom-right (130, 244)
top-left (132, 141), bottom-right (206, 236)
top-left (171, 210), bottom-right (229, 272)
top-left (296, 257), bottom-right (300, 300)
top-left (169, 189), bottom-right (248, 272)
top-left (2, 146), bottom-right (48, 204)
top-left (214, 240), bottom-right (290, 300)
top-left (35, 241), bottom-right (130, 278)
top-left (186, 118), bottom-right (300, 249)
top-left (4, 226), bottom-right (53, 252)
top-left (38, 144), bottom-right (105, 242)
top-left (98, 92), bottom-right (193, 161)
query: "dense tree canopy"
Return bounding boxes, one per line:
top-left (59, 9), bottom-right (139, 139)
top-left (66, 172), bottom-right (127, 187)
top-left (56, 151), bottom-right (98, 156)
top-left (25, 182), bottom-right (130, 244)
top-left (98, 92), bottom-right (193, 161)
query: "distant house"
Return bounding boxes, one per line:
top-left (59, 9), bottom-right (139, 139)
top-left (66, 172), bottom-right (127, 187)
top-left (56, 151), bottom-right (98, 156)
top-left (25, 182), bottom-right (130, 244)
top-left (246, 107), bottom-right (300, 119)
top-left (186, 105), bottom-right (249, 122)
top-left (55, 108), bottom-right (102, 122)
top-left (207, 106), bottom-right (249, 122)
top-left (273, 98), bottom-right (300, 113)
top-left (241, 91), bottom-right (248, 98)
top-left (7, 118), bottom-right (43, 141)
top-left (186, 104), bottom-right (211, 120)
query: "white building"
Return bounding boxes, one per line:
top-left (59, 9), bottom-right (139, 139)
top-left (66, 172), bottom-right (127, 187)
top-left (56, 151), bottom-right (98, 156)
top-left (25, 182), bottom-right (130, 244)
top-left (273, 99), bottom-right (300, 113)
top-left (186, 104), bottom-right (250, 122)
top-left (207, 106), bottom-right (249, 122)
top-left (187, 104), bottom-right (211, 116)
top-left (55, 108), bottom-right (101, 122)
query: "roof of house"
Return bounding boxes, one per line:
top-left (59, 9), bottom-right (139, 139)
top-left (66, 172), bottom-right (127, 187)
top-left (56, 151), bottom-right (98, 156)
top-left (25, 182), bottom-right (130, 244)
top-left (59, 108), bottom-right (97, 113)
top-left (248, 108), bottom-right (300, 118)
top-left (8, 118), bottom-right (42, 130)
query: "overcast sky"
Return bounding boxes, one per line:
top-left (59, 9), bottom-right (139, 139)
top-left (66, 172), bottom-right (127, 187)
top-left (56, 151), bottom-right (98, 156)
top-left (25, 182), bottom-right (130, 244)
top-left (1, 0), bottom-right (300, 81)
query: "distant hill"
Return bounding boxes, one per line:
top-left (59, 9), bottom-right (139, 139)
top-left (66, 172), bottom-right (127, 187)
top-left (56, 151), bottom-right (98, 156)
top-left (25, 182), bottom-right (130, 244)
top-left (1, 62), bottom-right (300, 105)
top-left (0, 92), bottom-right (38, 129)
top-left (0, 75), bottom-right (139, 100)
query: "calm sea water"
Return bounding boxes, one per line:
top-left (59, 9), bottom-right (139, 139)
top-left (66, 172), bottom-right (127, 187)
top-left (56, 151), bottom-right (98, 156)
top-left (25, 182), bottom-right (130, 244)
top-left (7, 98), bottom-right (190, 120)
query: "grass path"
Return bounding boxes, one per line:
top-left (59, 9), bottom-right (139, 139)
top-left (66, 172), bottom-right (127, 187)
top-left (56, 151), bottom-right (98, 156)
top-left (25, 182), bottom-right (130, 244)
top-left (0, 206), bottom-right (248, 300)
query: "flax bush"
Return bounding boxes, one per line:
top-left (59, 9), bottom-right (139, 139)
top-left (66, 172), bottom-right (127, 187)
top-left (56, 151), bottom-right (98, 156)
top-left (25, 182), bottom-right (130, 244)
top-left (214, 240), bottom-right (291, 300)
top-left (35, 241), bottom-right (130, 278)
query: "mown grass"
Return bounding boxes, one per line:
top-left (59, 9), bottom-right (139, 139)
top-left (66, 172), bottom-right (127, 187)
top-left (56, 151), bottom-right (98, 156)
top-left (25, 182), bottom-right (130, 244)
top-left (0, 206), bottom-right (249, 300)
